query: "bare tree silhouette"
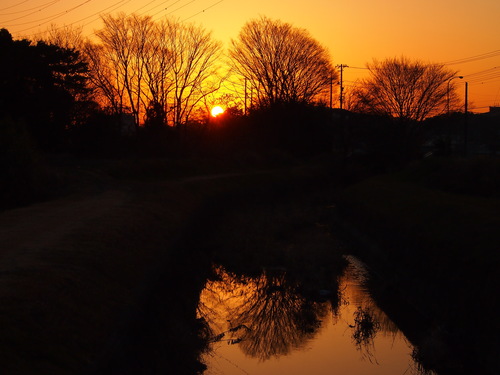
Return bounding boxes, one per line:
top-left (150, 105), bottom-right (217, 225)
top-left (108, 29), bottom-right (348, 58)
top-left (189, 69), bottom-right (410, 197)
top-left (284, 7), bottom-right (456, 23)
top-left (87, 14), bottom-right (222, 127)
top-left (228, 16), bottom-right (337, 109)
top-left (351, 56), bottom-right (459, 122)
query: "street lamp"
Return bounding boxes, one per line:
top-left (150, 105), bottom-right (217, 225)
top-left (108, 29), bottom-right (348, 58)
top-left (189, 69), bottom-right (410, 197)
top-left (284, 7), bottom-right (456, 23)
top-left (447, 75), bottom-right (464, 114)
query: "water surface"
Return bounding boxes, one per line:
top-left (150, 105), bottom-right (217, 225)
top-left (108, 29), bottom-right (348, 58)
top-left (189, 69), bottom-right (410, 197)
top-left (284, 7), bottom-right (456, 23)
top-left (198, 257), bottom-right (432, 375)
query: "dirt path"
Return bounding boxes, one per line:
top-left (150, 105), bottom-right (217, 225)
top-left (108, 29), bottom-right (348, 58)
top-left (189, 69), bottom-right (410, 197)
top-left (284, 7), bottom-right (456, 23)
top-left (0, 171), bottom-right (207, 374)
top-left (0, 190), bottom-right (128, 267)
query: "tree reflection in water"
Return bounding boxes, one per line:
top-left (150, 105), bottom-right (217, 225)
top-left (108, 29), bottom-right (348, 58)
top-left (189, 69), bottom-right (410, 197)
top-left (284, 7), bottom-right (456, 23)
top-left (198, 266), bottom-right (339, 361)
top-left (200, 261), bottom-right (439, 375)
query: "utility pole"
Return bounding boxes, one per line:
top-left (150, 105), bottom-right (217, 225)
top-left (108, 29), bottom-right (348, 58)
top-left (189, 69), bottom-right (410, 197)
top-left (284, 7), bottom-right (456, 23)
top-left (329, 74), bottom-right (333, 109)
top-left (336, 64), bottom-right (348, 109)
top-left (464, 81), bottom-right (469, 156)
top-left (244, 77), bottom-right (248, 115)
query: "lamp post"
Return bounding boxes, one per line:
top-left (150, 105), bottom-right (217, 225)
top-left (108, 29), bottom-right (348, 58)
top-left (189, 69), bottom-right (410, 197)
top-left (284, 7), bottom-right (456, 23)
top-left (447, 75), bottom-right (463, 114)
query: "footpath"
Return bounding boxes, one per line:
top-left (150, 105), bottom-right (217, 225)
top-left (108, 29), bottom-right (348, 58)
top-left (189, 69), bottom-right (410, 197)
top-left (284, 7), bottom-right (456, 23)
top-left (0, 160), bottom-right (238, 374)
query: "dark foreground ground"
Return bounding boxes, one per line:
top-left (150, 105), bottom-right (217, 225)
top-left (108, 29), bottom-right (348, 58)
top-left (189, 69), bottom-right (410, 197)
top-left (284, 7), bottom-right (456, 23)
top-left (336, 167), bottom-right (500, 375)
top-left (0, 156), bottom-right (342, 374)
top-left (0, 155), bottom-right (498, 374)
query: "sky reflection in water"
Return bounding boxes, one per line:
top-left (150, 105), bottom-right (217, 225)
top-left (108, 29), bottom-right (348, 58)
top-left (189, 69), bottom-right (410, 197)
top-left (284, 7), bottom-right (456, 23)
top-left (198, 258), bottom-right (432, 375)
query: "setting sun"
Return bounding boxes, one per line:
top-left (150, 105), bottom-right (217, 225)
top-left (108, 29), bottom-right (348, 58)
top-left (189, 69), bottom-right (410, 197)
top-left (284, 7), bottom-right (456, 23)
top-left (211, 106), bottom-right (225, 117)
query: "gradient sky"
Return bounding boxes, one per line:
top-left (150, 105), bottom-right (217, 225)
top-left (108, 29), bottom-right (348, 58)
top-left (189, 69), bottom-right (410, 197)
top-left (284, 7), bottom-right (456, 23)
top-left (2, 0), bottom-right (499, 112)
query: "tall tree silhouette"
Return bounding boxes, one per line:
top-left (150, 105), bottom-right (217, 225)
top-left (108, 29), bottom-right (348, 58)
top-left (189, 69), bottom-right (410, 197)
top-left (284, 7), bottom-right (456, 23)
top-left (351, 56), bottom-right (459, 122)
top-left (89, 14), bottom-right (222, 127)
top-left (229, 17), bottom-right (337, 109)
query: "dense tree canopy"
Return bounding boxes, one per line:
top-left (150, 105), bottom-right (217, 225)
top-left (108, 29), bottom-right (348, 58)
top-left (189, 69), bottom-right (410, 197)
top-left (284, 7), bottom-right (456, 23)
top-left (229, 17), bottom-right (337, 108)
top-left (0, 28), bottom-right (90, 150)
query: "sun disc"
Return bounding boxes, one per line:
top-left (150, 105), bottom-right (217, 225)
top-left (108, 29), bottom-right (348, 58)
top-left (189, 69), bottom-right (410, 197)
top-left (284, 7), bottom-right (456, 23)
top-left (211, 106), bottom-right (224, 117)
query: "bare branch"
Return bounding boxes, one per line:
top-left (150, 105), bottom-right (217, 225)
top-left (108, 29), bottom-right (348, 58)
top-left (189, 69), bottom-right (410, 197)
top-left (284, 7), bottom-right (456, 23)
top-left (351, 56), bottom-right (458, 122)
top-left (229, 17), bottom-right (337, 108)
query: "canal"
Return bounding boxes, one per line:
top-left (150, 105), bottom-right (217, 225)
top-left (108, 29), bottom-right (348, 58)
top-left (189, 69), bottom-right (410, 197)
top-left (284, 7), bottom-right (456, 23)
top-left (114, 174), bottom-right (487, 375)
top-left (196, 256), bottom-right (432, 375)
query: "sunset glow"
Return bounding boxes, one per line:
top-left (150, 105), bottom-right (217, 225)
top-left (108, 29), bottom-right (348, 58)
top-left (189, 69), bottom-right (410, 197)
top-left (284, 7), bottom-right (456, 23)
top-left (1, 2), bottom-right (497, 372)
top-left (1, 0), bottom-right (499, 112)
top-left (211, 105), bottom-right (224, 117)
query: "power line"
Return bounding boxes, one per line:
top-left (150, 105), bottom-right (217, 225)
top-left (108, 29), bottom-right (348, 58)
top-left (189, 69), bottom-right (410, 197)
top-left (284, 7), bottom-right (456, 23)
top-left (138, 0), bottom-right (176, 17)
top-left (0, 0), bottom-right (60, 16)
top-left (444, 49), bottom-right (500, 65)
top-left (8, 0), bottom-right (223, 38)
top-left (463, 66), bottom-right (500, 85)
top-left (468, 75), bottom-right (500, 84)
top-left (12, 0), bottom-right (155, 36)
top-left (468, 72), bottom-right (500, 81)
top-left (148, 0), bottom-right (182, 18)
top-left (15, 0), bottom-right (96, 32)
top-left (0, 0), bottom-right (30, 12)
top-left (135, 0), bottom-right (161, 15)
top-left (22, 0), bottom-right (222, 39)
top-left (9, 0), bottom-right (94, 29)
top-left (182, 0), bottom-right (223, 21)
top-left (22, 0), bottom-right (131, 37)
top-left (165, 0), bottom-right (199, 16)
top-left (150, 0), bottom-right (224, 22)
top-left (466, 66), bottom-right (499, 78)
top-left (2, 1), bottom-right (61, 24)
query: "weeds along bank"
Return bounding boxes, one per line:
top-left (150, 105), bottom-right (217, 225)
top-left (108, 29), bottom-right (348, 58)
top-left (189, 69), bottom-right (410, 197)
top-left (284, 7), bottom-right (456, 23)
top-left (334, 157), bottom-right (500, 375)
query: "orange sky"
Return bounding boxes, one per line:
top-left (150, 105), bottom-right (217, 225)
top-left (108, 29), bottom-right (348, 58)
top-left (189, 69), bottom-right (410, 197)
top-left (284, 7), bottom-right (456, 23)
top-left (2, 0), bottom-right (499, 112)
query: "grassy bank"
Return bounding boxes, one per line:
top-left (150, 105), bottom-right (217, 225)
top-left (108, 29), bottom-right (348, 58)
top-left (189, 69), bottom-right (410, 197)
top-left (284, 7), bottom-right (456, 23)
top-left (335, 157), bottom-right (500, 374)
